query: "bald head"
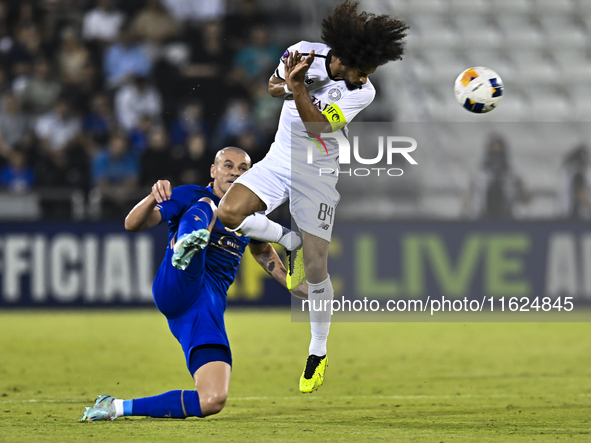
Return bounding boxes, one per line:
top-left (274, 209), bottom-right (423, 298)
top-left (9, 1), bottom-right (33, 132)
top-left (214, 146), bottom-right (252, 167)
top-left (210, 147), bottom-right (252, 197)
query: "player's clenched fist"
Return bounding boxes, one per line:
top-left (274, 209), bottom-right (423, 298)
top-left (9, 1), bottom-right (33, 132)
top-left (151, 180), bottom-right (172, 203)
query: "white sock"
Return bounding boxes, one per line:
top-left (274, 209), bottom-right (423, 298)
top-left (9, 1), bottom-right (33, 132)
top-left (308, 275), bottom-right (333, 356)
top-left (113, 399), bottom-right (124, 418)
top-left (235, 213), bottom-right (301, 250)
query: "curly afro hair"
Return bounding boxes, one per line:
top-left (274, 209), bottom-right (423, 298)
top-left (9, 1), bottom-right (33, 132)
top-left (321, 1), bottom-right (408, 69)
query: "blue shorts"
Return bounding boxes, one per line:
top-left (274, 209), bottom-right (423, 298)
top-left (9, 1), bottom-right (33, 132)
top-left (189, 345), bottom-right (232, 375)
top-left (153, 249), bottom-right (232, 375)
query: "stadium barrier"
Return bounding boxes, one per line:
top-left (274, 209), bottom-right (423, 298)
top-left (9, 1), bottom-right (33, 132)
top-left (0, 221), bottom-right (589, 308)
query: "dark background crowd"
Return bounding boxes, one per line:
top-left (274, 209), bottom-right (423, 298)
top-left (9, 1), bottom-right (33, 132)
top-left (0, 0), bottom-right (299, 218)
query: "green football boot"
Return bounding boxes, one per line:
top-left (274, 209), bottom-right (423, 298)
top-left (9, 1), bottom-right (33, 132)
top-left (299, 354), bottom-right (328, 393)
top-left (79, 395), bottom-right (117, 422)
top-left (286, 245), bottom-right (305, 290)
top-left (172, 229), bottom-right (210, 271)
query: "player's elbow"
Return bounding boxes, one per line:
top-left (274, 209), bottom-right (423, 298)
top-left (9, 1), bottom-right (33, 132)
top-left (124, 216), bottom-right (141, 232)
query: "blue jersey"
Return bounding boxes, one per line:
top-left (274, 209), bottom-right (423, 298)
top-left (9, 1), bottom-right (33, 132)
top-left (156, 184), bottom-right (262, 294)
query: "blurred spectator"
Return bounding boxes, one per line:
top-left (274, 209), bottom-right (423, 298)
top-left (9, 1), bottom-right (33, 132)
top-left (61, 60), bottom-right (101, 115)
top-left (13, 2), bottom-right (43, 28)
top-left (0, 92), bottom-right (30, 149)
top-left (251, 80), bottom-right (282, 134)
top-left (176, 132), bottom-right (211, 185)
top-left (224, 0), bottom-right (267, 52)
top-left (58, 27), bottom-right (90, 85)
top-left (130, 0), bottom-right (180, 45)
top-left (6, 24), bottom-right (42, 70)
top-left (129, 114), bottom-right (153, 154)
top-left (233, 25), bottom-right (281, 83)
top-left (227, 129), bottom-right (264, 163)
top-left (0, 1), bottom-right (8, 28)
top-left (114, 75), bottom-right (162, 131)
top-left (556, 144), bottom-right (591, 219)
top-left (212, 99), bottom-right (258, 149)
top-left (0, 2), bottom-right (11, 64)
top-left (0, 0), bottom-right (289, 219)
top-left (465, 135), bottom-right (529, 220)
top-left (0, 147), bottom-right (35, 191)
top-left (18, 57), bottom-right (61, 114)
top-left (82, 0), bottom-right (126, 45)
top-left (0, 67), bottom-right (9, 99)
top-left (83, 92), bottom-right (116, 146)
top-left (169, 100), bottom-right (209, 146)
top-left (91, 132), bottom-right (139, 218)
top-left (161, 0), bottom-right (226, 24)
top-left (183, 20), bottom-right (234, 123)
top-left (35, 97), bottom-right (81, 153)
top-left (139, 126), bottom-right (178, 186)
top-left (103, 28), bottom-right (151, 88)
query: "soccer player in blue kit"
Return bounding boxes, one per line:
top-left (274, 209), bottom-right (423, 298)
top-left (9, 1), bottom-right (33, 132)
top-left (80, 147), bottom-right (306, 421)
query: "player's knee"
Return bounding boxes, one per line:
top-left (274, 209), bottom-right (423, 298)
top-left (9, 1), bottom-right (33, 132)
top-left (304, 258), bottom-right (328, 283)
top-left (199, 389), bottom-right (228, 416)
top-left (217, 200), bottom-right (243, 230)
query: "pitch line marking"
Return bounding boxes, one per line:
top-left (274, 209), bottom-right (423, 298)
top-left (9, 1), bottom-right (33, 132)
top-left (3, 393), bottom-right (591, 404)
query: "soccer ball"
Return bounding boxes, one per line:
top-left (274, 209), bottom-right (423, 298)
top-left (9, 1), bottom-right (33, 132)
top-left (454, 67), bottom-right (504, 113)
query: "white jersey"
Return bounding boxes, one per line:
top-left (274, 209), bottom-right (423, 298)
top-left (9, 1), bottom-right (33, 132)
top-left (268, 41), bottom-right (376, 169)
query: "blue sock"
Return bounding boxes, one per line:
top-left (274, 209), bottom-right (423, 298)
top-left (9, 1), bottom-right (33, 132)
top-left (176, 201), bottom-right (214, 275)
top-left (127, 390), bottom-right (202, 418)
top-left (178, 201), bottom-right (214, 238)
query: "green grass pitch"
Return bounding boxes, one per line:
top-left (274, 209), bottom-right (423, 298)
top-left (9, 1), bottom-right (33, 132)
top-left (1, 309), bottom-right (590, 442)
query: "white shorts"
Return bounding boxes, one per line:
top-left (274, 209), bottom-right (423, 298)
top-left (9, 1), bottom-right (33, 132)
top-left (234, 154), bottom-right (340, 242)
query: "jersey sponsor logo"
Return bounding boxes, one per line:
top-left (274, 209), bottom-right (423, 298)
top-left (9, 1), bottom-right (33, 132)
top-left (218, 235), bottom-right (241, 250)
top-left (311, 95), bottom-right (329, 111)
top-left (328, 88), bottom-right (342, 102)
top-left (322, 104), bottom-right (347, 131)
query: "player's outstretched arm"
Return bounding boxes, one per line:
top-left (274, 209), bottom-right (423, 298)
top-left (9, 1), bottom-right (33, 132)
top-left (124, 180), bottom-right (170, 232)
top-left (249, 242), bottom-right (308, 300)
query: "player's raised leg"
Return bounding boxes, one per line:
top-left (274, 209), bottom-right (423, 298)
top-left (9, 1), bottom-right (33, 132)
top-left (299, 231), bottom-right (332, 393)
top-left (218, 183), bottom-right (301, 251)
top-left (172, 198), bottom-right (217, 272)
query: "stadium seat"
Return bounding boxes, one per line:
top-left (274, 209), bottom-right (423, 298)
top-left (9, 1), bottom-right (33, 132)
top-left (489, 0), bottom-right (532, 15)
top-left (522, 87), bottom-right (570, 121)
top-left (409, 15), bottom-right (459, 48)
top-left (497, 17), bottom-right (545, 49)
top-left (404, 0), bottom-right (447, 15)
top-left (532, 0), bottom-right (576, 15)
top-left (454, 15), bottom-right (503, 49)
top-left (447, 0), bottom-right (490, 15)
top-left (575, 0), bottom-right (591, 14)
top-left (509, 50), bottom-right (560, 86)
top-left (569, 86), bottom-right (591, 121)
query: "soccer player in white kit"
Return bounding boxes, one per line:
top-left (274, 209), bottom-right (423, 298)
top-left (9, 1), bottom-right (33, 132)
top-left (218, 1), bottom-right (408, 393)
